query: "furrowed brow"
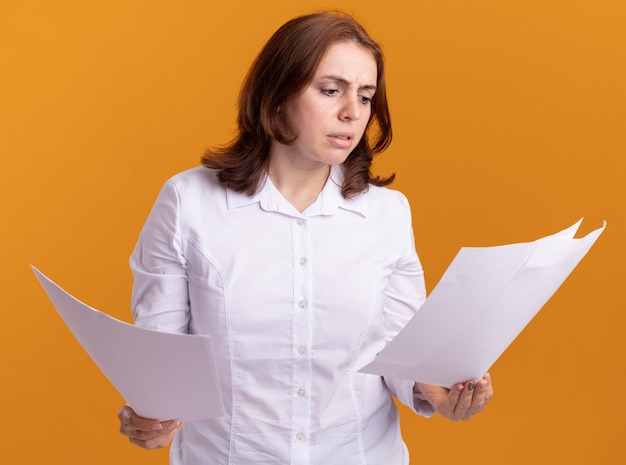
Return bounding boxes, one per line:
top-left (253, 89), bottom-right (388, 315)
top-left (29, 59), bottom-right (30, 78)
top-left (318, 75), bottom-right (376, 92)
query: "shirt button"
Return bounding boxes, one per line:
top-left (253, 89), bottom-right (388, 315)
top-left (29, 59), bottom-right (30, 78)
top-left (295, 432), bottom-right (305, 441)
top-left (297, 219), bottom-right (305, 225)
top-left (299, 257), bottom-right (307, 266)
top-left (297, 388), bottom-right (306, 398)
top-left (298, 299), bottom-right (307, 309)
top-left (297, 345), bottom-right (307, 355)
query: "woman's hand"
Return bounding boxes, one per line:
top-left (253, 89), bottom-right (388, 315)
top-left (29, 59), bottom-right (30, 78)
top-left (118, 405), bottom-right (181, 449)
top-left (415, 373), bottom-right (493, 422)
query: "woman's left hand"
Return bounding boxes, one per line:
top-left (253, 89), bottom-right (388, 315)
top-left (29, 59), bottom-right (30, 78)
top-left (415, 373), bottom-right (493, 422)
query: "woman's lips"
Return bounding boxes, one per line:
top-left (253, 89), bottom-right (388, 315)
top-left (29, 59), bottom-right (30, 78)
top-left (327, 133), bottom-right (353, 149)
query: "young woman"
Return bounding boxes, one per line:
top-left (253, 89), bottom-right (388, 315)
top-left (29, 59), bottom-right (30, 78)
top-left (118, 11), bottom-right (492, 465)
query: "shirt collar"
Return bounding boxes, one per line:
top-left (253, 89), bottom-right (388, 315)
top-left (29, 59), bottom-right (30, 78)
top-left (226, 164), bottom-right (368, 218)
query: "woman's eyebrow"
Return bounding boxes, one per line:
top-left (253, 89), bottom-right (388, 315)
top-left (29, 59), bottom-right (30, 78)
top-left (317, 74), bottom-right (377, 91)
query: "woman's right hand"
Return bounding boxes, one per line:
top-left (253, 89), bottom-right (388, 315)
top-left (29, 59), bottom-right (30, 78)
top-left (118, 404), bottom-right (181, 449)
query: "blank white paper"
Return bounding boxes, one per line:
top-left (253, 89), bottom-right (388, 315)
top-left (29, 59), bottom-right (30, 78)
top-left (32, 266), bottom-right (225, 421)
top-left (359, 219), bottom-right (605, 387)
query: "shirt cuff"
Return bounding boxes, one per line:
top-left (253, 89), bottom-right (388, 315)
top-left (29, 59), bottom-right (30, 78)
top-left (384, 376), bottom-right (435, 418)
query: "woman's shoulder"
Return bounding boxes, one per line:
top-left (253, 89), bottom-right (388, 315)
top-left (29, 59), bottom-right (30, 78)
top-left (353, 184), bottom-right (413, 228)
top-left (163, 166), bottom-right (224, 194)
top-left (153, 166), bottom-right (227, 212)
top-left (364, 183), bottom-right (411, 210)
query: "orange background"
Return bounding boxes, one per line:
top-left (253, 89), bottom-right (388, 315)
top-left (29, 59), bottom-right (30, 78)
top-left (2, 1), bottom-right (624, 464)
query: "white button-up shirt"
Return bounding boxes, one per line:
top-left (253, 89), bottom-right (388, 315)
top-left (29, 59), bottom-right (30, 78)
top-left (130, 165), bottom-right (433, 465)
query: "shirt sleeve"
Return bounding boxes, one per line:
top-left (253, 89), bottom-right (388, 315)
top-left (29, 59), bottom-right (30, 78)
top-left (381, 192), bottom-right (435, 418)
top-left (130, 178), bottom-right (191, 333)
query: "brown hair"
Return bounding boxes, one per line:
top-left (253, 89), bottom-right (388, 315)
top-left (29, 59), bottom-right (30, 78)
top-left (201, 11), bottom-right (394, 198)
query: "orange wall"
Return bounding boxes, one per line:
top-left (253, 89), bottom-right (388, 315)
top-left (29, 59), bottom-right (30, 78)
top-left (2, 1), bottom-right (624, 464)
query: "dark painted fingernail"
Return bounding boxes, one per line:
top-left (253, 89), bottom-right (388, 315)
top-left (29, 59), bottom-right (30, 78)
top-left (468, 382), bottom-right (475, 391)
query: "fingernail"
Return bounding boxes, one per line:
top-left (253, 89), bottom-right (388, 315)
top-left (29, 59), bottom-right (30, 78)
top-left (468, 382), bottom-right (475, 391)
top-left (167, 422), bottom-right (179, 431)
top-left (150, 423), bottom-right (163, 431)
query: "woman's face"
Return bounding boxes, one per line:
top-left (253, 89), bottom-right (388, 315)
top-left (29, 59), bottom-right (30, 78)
top-left (272, 40), bottom-right (378, 168)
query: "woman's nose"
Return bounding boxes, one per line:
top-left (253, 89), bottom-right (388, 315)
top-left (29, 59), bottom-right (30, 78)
top-left (339, 95), bottom-right (361, 121)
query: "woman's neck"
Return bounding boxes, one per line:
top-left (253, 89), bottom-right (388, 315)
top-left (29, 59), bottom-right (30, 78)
top-left (267, 153), bottom-right (331, 213)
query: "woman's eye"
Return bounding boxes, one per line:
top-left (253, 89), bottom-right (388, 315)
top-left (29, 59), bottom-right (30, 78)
top-left (322, 89), bottom-right (339, 96)
top-left (359, 95), bottom-right (372, 104)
